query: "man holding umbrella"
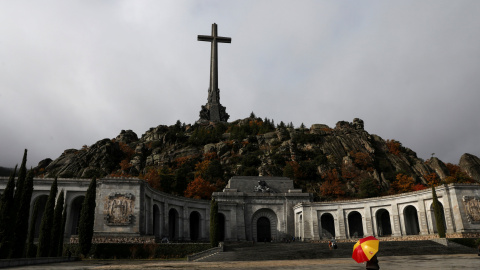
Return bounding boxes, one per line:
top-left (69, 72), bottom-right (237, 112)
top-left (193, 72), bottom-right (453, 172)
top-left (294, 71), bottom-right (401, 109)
top-left (352, 236), bottom-right (380, 269)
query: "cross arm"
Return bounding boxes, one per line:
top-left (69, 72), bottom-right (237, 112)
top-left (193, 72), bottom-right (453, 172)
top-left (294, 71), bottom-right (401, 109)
top-left (198, 35), bottom-right (214, 42)
top-left (216, 36), bottom-right (231, 43)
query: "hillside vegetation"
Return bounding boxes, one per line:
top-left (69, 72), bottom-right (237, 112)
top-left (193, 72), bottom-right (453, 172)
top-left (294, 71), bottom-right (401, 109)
top-left (34, 115), bottom-right (479, 201)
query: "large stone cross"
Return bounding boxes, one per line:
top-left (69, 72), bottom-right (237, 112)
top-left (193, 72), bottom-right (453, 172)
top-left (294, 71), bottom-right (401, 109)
top-left (197, 23), bottom-right (231, 122)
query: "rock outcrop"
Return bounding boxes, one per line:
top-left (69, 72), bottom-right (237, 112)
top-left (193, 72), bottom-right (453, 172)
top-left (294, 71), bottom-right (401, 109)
top-left (459, 153), bottom-right (480, 183)
top-left (34, 117), bottom-right (480, 197)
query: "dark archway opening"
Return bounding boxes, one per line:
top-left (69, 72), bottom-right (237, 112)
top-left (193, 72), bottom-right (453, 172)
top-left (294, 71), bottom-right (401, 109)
top-left (153, 205), bottom-right (160, 237)
top-left (320, 213), bottom-right (335, 239)
top-left (257, 217), bottom-right (271, 242)
top-left (189, 211), bottom-right (200, 241)
top-left (32, 195), bottom-right (48, 238)
top-left (70, 196), bottom-right (85, 235)
top-left (218, 213), bottom-right (225, 242)
top-left (404, 205), bottom-right (420, 235)
top-left (168, 208), bottom-right (178, 240)
top-left (376, 209), bottom-right (392, 237)
top-left (348, 211), bottom-right (364, 238)
top-left (431, 202), bottom-right (446, 233)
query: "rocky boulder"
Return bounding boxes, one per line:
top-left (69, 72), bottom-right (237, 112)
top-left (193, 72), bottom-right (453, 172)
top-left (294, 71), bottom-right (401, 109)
top-left (459, 153), bottom-right (480, 183)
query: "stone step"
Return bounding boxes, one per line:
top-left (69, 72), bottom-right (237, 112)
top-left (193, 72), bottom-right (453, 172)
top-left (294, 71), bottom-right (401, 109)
top-left (198, 240), bottom-right (476, 262)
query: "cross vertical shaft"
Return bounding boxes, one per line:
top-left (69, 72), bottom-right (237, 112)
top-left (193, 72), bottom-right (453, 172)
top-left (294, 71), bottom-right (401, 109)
top-left (198, 23), bottom-right (231, 122)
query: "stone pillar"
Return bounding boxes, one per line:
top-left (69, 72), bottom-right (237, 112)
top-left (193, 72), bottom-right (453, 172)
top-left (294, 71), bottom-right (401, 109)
top-left (391, 204), bottom-right (402, 237)
top-left (336, 208), bottom-right (347, 239)
top-left (311, 208), bottom-right (319, 240)
top-left (181, 205), bottom-right (188, 241)
top-left (417, 201), bottom-right (429, 235)
top-left (364, 207), bottom-right (374, 236)
top-left (163, 202), bottom-right (169, 238)
top-left (441, 186), bottom-right (456, 233)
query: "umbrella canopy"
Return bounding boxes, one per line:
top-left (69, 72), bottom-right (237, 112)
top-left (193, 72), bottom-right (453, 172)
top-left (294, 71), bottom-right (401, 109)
top-left (352, 236), bottom-right (379, 263)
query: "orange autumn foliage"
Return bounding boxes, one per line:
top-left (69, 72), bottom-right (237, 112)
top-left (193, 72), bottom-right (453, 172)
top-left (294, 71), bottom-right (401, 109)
top-left (386, 139), bottom-right (402, 156)
top-left (320, 169), bottom-right (345, 199)
top-left (184, 176), bottom-right (216, 200)
top-left (391, 173), bottom-right (415, 193)
top-left (423, 173), bottom-right (441, 187)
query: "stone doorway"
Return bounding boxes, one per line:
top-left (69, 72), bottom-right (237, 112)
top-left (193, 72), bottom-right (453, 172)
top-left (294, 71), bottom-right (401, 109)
top-left (69, 196), bottom-right (85, 236)
top-left (430, 202), bottom-right (446, 233)
top-left (168, 208), bottom-right (179, 240)
top-left (189, 211), bottom-right (200, 241)
top-left (32, 195), bottom-right (48, 238)
top-left (320, 213), bottom-right (335, 239)
top-left (404, 205), bottom-right (420, 235)
top-left (348, 211), bottom-right (364, 238)
top-left (153, 204), bottom-right (160, 237)
top-left (218, 213), bottom-right (225, 241)
top-left (257, 217), bottom-right (271, 242)
top-left (376, 209), bottom-right (392, 237)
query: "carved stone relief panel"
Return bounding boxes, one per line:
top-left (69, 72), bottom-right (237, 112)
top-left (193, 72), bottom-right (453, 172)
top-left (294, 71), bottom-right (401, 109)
top-left (463, 196), bottom-right (480, 224)
top-left (104, 193), bottom-right (135, 226)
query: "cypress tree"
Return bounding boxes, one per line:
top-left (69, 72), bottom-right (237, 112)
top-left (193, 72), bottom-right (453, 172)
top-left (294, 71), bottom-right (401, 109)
top-left (0, 165), bottom-right (17, 259)
top-left (10, 169), bottom-right (34, 258)
top-left (26, 198), bottom-right (41, 257)
top-left (431, 186), bottom-right (446, 238)
top-left (209, 198), bottom-right (219, 247)
top-left (13, 150), bottom-right (28, 211)
top-left (37, 178), bottom-right (58, 257)
top-left (50, 190), bottom-right (64, 257)
top-left (58, 204), bottom-right (67, 256)
top-left (78, 177), bottom-right (97, 256)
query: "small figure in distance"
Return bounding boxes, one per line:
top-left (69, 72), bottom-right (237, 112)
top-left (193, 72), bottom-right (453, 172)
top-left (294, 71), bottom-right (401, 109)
top-left (366, 254), bottom-right (379, 270)
top-left (328, 240), bottom-right (333, 250)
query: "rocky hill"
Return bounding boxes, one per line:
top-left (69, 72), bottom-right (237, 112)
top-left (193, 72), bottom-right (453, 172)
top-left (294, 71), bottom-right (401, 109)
top-left (33, 117), bottom-right (480, 200)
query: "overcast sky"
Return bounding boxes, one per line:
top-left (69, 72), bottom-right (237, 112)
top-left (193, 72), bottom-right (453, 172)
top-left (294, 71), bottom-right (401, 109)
top-left (1, 0), bottom-right (479, 168)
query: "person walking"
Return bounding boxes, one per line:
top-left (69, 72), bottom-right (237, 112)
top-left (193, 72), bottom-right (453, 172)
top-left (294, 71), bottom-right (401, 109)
top-left (366, 254), bottom-right (379, 270)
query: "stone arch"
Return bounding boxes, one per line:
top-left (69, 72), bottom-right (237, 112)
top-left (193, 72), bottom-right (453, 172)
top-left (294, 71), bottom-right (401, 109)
top-left (31, 195), bottom-right (48, 238)
top-left (69, 196), bottom-right (85, 235)
top-left (189, 211), bottom-right (201, 241)
top-left (404, 205), bottom-right (420, 235)
top-left (251, 209), bottom-right (278, 242)
top-left (375, 209), bottom-right (392, 237)
top-left (320, 213), bottom-right (335, 239)
top-left (430, 201), bottom-right (447, 233)
top-left (168, 208), bottom-right (179, 240)
top-left (153, 204), bottom-right (160, 237)
top-left (218, 213), bottom-right (226, 241)
top-left (348, 211), bottom-right (364, 238)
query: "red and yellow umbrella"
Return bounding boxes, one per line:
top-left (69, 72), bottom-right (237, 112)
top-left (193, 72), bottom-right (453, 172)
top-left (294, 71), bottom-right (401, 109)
top-left (352, 236), bottom-right (379, 263)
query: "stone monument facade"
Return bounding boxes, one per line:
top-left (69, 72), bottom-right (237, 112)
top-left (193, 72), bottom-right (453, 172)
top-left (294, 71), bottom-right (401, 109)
top-left (198, 23), bottom-right (230, 122)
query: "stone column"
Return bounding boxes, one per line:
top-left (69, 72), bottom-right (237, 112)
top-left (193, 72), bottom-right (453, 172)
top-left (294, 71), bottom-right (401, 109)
top-left (417, 201), bottom-right (429, 235)
top-left (181, 205), bottom-right (188, 241)
top-left (441, 186), bottom-right (456, 234)
top-left (391, 204), bottom-right (402, 237)
top-left (364, 207), bottom-right (374, 236)
top-left (163, 202), bottom-right (169, 238)
top-left (336, 208), bottom-right (347, 239)
top-left (311, 208), bottom-right (319, 240)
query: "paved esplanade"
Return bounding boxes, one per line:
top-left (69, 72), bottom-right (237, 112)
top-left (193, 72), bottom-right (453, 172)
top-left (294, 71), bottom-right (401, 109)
top-left (10, 254), bottom-right (480, 269)
top-left (198, 23), bottom-right (230, 122)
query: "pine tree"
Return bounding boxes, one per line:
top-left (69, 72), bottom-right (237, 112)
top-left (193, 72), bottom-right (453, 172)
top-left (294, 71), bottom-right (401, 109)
top-left (78, 177), bottom-right (97, 256)
top-left (58, 204), bottom-right (67, 256)
top-left (26, 198), bottom-right (41, 257)
top-left (37, 178), bottom-right (58, 257)
top-left (209, 198), bottom-right (219, 247)
top-left (431, 186), bottom-right (446, 238)
top-left (50, 190), bottom-right (64, 257)
top-left (10, 169), bottom-right (34, 258)
top-left (0, 165), bottom-right (17, 259)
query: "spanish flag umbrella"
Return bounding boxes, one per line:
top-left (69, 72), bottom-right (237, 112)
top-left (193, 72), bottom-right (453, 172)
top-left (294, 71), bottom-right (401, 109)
top-left (352, 236), bottom-right (379, 263)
